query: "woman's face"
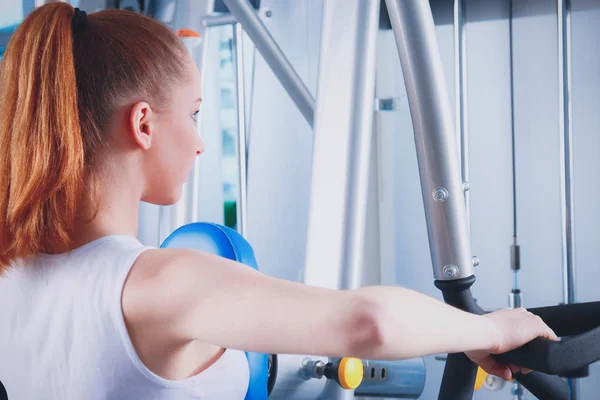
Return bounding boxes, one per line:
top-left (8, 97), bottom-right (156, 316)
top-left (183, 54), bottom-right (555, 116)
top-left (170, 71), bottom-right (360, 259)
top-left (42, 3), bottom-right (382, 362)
top-left (141, 56), bottom-right (204, 205)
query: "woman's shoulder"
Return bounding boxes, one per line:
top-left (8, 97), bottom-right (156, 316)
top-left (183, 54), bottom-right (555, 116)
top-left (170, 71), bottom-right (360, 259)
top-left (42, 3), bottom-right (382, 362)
top-left (122, 247), bottom-right (205, 321)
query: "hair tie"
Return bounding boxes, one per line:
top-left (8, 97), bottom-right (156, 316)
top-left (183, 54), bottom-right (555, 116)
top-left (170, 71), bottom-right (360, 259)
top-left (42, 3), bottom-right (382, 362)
top-left (72, 8), bottom-right (88, 35)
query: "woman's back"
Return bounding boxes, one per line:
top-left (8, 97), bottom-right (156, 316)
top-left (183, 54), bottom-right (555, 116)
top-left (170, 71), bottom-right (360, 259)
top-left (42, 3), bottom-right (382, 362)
top-left (0, 236), bottom-right (249, 399)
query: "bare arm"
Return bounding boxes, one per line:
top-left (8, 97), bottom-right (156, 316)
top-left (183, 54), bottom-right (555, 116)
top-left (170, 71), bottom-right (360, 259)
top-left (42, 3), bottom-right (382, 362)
top-left (123, 248), bottom-right (553, 364)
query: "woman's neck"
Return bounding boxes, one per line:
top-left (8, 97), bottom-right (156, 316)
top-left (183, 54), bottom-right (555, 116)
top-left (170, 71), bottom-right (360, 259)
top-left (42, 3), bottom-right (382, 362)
top-left (70, 166), bottom-right (143, 251)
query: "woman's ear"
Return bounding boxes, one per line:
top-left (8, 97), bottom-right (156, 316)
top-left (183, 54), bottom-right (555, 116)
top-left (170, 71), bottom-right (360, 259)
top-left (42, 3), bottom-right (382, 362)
top-left (129, 102), bottom-right (154, 150)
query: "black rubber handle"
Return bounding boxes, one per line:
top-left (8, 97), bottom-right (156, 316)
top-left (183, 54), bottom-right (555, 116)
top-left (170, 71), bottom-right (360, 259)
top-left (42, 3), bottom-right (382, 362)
top-left (437, 354), bottom-right (571, 400)
top-left (434, 278), bottom-right (596, 400)
top-left (515, 372), bottom-right (570, 400)
top-left (495, 326), bottom-right (600, 375)
top-left (530, 301), bottom-right (600, 337)
top-left (437, 353), bottom-right (477, 400)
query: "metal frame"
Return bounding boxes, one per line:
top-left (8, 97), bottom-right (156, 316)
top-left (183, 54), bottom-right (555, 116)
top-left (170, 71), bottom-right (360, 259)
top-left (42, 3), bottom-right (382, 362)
top-left (303, 0), bottom-right (379, 290)
top-left (508, 0), bottom-right (523, 307)
top-left (558, 0), bottom-right (578, 397)
top-left (303, 0), bottom-right (380, 398)
top-left (383, 1), bottom-right (599, 399)
top-left (221, 0), bottom-right (315, 127)
top-left (232, 22), bottom-right (248, 237)
top-left (453, 0), bottom-right (470, 232)
top-left (507, 3), bottom-right (525, 397)
top-left (203, 13), bottom-right (237, 27)
top-left (558, 0), bottom-right (576, 306)
top-left (198, 14), bottom-right (250, 237)
top-left (385, 0), bottom-right (474, 282)
top-left (168, 1), bottom-right (594, 398)
top-left (214, 1), bottom-right (599, 399)
top-left (199, 1), bottom-right (317, 239)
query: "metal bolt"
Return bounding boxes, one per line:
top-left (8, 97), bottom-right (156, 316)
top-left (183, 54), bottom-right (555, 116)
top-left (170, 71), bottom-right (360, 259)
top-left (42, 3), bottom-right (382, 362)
top-left (472, 256), bottom-right (480, 267)
top-left (301, 358), bottom-right (325, 380)
top-left (265, 9), bottom-right (273, 18)
top-left (433, 187), bottom-right (449, 202)
top-left (463, 181), bottom-right (470, 192)
top-left (443, 264), bottom-right (459, 278)
top-left (484, 374), bottom-right (506, 391)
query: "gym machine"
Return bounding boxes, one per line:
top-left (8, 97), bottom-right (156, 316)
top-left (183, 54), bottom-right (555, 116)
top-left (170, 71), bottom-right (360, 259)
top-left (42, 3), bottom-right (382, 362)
top-left (113, 0), bottom-right (429, 398)
top-left (383, 0), bottom-right (600, 399)
top-left (121, 0), bottom-right (600, 399)
top-left (252, 0), bottom-right (600, 398)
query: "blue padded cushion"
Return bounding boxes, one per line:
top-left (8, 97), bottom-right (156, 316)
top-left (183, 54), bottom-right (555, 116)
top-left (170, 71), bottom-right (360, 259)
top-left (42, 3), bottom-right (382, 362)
top-left (161, 223), bottom-right (269, 400)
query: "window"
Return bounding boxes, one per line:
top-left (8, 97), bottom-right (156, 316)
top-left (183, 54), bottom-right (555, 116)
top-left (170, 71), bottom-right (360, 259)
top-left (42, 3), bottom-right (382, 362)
top-left (217, 28), bottom-right (240, 229)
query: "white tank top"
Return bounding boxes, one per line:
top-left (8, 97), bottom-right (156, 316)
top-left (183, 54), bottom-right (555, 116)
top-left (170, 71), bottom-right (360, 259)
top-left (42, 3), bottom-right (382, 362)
top-left (0, 235), bottom-right (249, 400)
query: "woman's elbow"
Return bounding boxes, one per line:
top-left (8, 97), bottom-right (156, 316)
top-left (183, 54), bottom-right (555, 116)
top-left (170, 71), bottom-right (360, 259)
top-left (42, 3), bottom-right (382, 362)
top-left (341, 293), bottom-right (386, 358)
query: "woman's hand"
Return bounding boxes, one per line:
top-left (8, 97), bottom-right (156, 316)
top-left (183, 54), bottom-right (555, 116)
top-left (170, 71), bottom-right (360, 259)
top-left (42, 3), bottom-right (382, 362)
top-left (466, 308), bottom-right (560, 380)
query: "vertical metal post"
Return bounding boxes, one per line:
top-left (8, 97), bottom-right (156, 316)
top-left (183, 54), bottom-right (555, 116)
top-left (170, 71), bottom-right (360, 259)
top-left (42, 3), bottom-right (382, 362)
top-left (454, 0), bottom-right (470, 232)
top-left (232, 23), bottom-right (248, 236)
top-left (508, 0), bottom-right (523, 320)
top-left (385, 0), bottom-right (474, 281)
top-left (303, 0), bottom-right (380, 397)
top-left (221, 0), bottom-right (315, 127)
top-left (558, 0), bottom-right (576, 305)
top-left (558, 0), bottom-right (577, 397)
top-left (508, 0), bottom-right (519, 262)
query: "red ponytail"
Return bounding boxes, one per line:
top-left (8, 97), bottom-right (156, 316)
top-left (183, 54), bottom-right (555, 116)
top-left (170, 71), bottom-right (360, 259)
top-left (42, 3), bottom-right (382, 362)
top-left (0, 3), bottom-right (187, 272)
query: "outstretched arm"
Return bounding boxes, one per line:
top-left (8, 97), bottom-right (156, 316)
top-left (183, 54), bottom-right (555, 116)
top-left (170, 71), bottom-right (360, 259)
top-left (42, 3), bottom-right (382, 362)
top-left (123, 248), bottom-right (556, 378)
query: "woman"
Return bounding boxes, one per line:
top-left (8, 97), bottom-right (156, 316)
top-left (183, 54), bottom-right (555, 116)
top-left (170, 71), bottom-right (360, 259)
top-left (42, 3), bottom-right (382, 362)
top-left (0, 3), bottom-right (557, 400)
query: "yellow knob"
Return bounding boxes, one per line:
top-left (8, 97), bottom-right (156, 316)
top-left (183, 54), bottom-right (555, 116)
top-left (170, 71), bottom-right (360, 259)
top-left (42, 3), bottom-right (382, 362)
top-left (338, 357), bottom-right (364, 390)
top-left (474, 367), bottom-right (488, 390)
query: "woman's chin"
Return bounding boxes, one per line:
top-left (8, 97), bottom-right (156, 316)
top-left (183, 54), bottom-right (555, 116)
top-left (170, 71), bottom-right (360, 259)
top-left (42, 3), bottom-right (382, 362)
top-left (141, 189), bottom-right (183, 206)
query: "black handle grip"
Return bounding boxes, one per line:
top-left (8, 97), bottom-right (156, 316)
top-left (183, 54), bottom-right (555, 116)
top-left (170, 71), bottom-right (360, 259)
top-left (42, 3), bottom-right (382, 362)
top-left (437, 354), bottom-right (571, 400)
top-left (437, 353), bottom-right (477, 400)
top-left (515, 372), bottom-right (570, 400)
top-left (434, 279), bottom-right (598, 399)
top-left (495, 326), bottom-right (600, 375)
